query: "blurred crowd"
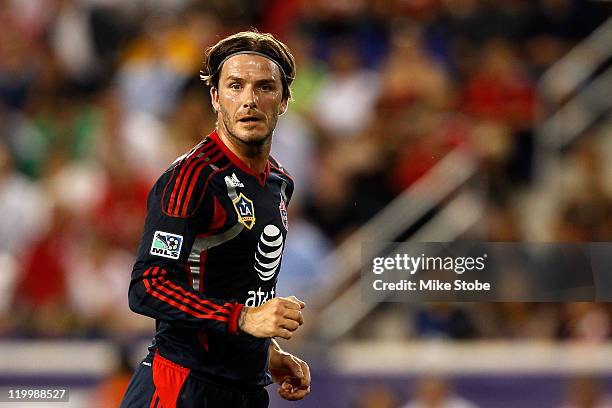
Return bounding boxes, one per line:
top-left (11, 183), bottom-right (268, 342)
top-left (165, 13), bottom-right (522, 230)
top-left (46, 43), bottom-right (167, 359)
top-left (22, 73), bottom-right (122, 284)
top-left (0, 0), bottom-right (611, 345)
top-left (353, 376), bottom-right (612, 408)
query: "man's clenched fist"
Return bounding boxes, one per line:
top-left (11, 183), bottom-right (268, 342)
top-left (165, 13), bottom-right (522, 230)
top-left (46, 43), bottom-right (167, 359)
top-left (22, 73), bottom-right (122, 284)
top-left (238, 296), bottom-right (305, 339)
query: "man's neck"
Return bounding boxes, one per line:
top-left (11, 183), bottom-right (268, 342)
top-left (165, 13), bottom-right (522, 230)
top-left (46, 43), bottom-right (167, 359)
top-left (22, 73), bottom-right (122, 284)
top-left (216, 127), bottom-right (270, 174)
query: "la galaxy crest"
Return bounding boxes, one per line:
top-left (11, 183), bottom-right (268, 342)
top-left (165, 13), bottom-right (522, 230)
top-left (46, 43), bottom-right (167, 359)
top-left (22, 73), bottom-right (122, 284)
top-left (233, 193), bottom-right (256, 229)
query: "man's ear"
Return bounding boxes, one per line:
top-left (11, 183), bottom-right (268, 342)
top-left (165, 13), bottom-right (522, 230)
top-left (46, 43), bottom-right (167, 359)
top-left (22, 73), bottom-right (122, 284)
top-left (279, 98), bottom-right (289, 116)
top-left (210, 87), bottom-right (220, 113)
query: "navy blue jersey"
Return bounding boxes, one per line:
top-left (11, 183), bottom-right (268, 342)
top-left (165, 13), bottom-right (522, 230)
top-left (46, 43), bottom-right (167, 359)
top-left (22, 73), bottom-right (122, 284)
top-left (128, 130), bottom-right (294, 387)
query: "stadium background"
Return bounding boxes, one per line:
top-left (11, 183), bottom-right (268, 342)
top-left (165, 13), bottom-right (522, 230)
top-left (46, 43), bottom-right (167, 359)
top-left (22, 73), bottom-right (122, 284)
top-left (1, 0), bottom-right (611, 406)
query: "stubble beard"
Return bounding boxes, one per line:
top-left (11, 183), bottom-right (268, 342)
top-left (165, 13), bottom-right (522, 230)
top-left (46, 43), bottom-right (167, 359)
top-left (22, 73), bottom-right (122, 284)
top-left (220, 106), bottom-right (277, 157)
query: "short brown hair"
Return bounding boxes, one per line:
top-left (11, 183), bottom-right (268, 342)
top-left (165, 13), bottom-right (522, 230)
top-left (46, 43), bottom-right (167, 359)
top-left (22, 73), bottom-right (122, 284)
top-left (200, 31), bottom-right (296, 100)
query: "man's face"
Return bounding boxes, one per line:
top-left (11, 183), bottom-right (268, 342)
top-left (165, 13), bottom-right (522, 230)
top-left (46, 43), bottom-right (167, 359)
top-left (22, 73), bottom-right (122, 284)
top-left (211, 54), bottom-right (288, 147)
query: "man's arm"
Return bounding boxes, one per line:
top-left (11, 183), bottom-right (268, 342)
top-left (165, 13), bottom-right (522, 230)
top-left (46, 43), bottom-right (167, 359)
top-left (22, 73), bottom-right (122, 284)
top-left (127, 165), bottom-right (244, 334)
top-left (129, 264), bottom-right (244, 334)
top-left (268, 338), bottom-right (311, 401)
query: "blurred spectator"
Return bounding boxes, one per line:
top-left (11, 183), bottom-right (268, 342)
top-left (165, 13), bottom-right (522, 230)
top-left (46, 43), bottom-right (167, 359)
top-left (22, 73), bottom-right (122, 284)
top-left (557, 303), bottom-right (611, 342)
top-left (90, 148), bottom-right (150, 249)
top-left (13, 205), bottom-right (74, 336)
top-left (271, 110), bottom-right (316, 202)
top-left (390, 108), bottom-right (469, 192)
top-left (166, 83), bottom-right (217, 160)
top-left (282, 32), bottom-right (327, 116)
top-left (117, 13), bottom-right (200, 118)
top-left (414, 303), bottom-right (478, 340)
top-left (91, 350), bottom-right (134, 408)
top-left (485, 199), bottom-right (522, 241)
top-left (401, 377), bottom-right (478, 408)
top-left (0, 7), bottom-right (41, 110)
top-left (353, 384), bottom-right (399, 408)
top-left (461, 38), bottom-right (535, 126)
top-left (491, 303), bottom-right (560, 339)
top-left (303, 136), bottom-right (393, 240)
top-left (560, 376), bottom-right (612, 408)
top-left (378, 26), bottom-right (451, 114)
top-left (311, 37), bottom-right (380, 138)
top-left (276, 213), bottom-right (332, 303)
top-left (0, 252), bottom-right (18, 331)
top-left (49, 0), bottom-right (99, 85)
top-left (65, 231), bottom-right (150, 335)
top-left (0, 142), bottom-right (50, 255)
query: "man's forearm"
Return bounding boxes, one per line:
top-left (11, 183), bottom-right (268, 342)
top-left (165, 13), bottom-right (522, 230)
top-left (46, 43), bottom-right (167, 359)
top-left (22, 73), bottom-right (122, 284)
top-left (271, 337), bottom-right (282, 347)
top-left (269, 338), bottom-right (282, 354)
top-left (268, 338), bottom-right (287, 365)
top-left (238, 306), bottom-right (249, 331)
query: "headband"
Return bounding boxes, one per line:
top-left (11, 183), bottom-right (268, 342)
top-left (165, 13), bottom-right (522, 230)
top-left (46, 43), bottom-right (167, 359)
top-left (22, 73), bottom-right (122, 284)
top-left (214, 51), bottom-right (290, 84)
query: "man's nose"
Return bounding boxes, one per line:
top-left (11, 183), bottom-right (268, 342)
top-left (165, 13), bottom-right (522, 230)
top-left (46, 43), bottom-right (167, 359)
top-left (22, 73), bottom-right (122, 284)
top-left (243, 86), bottom-right (257, 108)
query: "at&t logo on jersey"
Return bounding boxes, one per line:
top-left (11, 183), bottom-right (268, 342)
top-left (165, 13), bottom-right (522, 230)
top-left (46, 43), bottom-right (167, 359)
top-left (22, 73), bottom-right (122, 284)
top-left (254, 225), bottom-right (284, 281)
top-left (233, 192), bottom-right (256, 229)
top-left (150, 231), bottom-right (183, 259)
top-left (245, 287), bottom-right (276, 307)
top-left (245, 225), bottom-right (284, 307)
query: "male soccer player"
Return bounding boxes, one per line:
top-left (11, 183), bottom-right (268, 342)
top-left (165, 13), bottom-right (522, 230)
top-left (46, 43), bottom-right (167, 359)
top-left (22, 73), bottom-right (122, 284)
top-left (120, 31), bottom-right (311, 408)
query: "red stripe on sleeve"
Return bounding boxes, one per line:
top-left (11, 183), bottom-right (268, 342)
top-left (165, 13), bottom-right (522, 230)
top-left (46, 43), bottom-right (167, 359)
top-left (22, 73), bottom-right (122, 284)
top-left (167, 146), bottom-right (201, 212)
top-left (149, 266), bottom-right (230, 313)
top-left (145, 287), bottom-right (230, 322)
top-left (171, 146), bottom-right (220, 215)
top-left (143, 267), bottom-right (233, 318)
top-left (142, 266), bottom-right (245, 325)
top-left (157, 277), bottom-right (232, 316)
top-left (177, 150), bottom-right (224, 216)
top-left (151, 281), bottom-right (231, 317)
top-left (168, 144), bottom-right (218, 214)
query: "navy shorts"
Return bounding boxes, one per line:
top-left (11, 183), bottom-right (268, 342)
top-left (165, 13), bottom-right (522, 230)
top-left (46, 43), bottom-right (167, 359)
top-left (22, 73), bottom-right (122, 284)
top-left (120, 351), bottom-right (269, 408)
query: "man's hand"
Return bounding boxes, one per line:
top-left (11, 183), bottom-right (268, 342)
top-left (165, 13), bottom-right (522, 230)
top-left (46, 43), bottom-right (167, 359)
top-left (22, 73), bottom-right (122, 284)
top-left (269, 343), bottom-right (311, 401)
top-left (239, 296), bottom-right (305, 339)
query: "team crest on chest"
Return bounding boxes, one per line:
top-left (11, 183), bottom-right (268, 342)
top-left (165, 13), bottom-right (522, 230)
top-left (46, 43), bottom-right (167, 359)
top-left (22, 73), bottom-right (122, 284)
top-left (233, 193), bottom-right (256, 229)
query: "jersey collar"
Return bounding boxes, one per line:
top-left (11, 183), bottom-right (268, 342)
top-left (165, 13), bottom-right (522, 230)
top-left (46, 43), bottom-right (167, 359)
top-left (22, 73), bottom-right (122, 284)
top-left (209, 129), bottom-right (270, 187)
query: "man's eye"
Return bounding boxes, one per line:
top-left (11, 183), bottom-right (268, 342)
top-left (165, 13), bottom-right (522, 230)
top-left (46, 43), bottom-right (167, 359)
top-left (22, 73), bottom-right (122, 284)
top-left (230, 83), bottom-right (241, 90)
top-left (261, 84), bottom-right (273, 91)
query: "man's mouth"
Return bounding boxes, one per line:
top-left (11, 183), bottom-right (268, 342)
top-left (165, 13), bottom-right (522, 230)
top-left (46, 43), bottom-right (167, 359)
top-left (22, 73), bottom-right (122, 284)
top-left (238, 116), bottom-right (262, 124)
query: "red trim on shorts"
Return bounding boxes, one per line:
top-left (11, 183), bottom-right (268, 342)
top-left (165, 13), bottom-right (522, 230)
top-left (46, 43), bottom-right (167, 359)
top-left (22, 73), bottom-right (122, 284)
top-left (152, 350), bottom-right (191, 408)
top-left (148, 391), bottom-right (159, 408)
